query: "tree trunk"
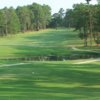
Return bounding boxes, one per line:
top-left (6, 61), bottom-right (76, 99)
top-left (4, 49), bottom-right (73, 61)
top-left (84, 27), bottom-right (88, 47)
top-left (89, 9), bottom-right (93, 47)
top-left (5, 24), bottom-right (8, 36)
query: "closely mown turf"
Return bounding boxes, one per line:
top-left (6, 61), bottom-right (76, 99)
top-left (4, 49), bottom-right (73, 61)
top-left (0, 28), bottom-right (100, 100)
top-left (0, 29), bottom-right (83, 58)
top-left (0, 61), bottom-right (100, 100)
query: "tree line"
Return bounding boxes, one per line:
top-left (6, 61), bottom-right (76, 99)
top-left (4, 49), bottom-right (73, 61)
top-left (50, 1), bottom-right (100, 46)
top-left (0, 3), bottom-right (51, 36)
top-left (64, 3), bottom-right (100, 47)
top-left (0, 1), bottom-right (100, 47)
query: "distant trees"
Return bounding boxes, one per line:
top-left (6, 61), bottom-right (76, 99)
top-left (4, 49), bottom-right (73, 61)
top-left (0, 9), bottom-right (6, 36)
top-left (42, 4), bottom-right (51, 29)
top-left (16, 6), bottom-right (32, 32)
top-left (0, 7), bottom-right (20, 36)
top-left (64, 9), bottom-right (74, 28)
top-left (48, 3), bottom-right (100, 46)
top-left (64, 3), bottom-right (100, 47)
top-left (7, 7), bottom-right (20, 34)
top-left (30, 3), bottom-right (44, 31)
top-left (0, 2), bottom-right (100, 47)
top-left (49, 8), bottom-right (65, 28)
top-left (29, 3), bottom-right (51, 31)
top-left (0, 3), bottom-right (51, 36)
top-left (72, 4), bottom-right (90, 47)
top-left (48, 1), bottom-right (100, 47)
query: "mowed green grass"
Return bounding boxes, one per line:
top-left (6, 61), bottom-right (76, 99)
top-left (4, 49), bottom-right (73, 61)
top-left (0, 61), bottom-right (100, 100)
top-left (0, 29), bottom-right (100, 100)
top-left (0, 29), bottom-right (83, 58)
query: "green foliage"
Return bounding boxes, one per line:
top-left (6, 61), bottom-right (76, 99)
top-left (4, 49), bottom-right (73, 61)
top-left (0, 3), bottom-right (51, 35)
top-left (16, 6), bottom-right (32, 32)
top-left (64, 9), bottom-right (74, 28)
top-left (49, 8), bottom-right (65, 28)
top-left (64, 3), bottom-right (100, 46)
top-left (30, 3), bottom-right (45, 31)
top-left (0, 7), bottom-right (20, 36)
top-left (29, 3), bottom-right (51, 31)
top-left (42, 4), bottom-right (51, 28)
top-left (7, 7), bottom-right (20, 34)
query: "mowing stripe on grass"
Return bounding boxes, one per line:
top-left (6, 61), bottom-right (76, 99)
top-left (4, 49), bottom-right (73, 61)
top-left (72, 46), bottom-right (100, 54)
top-left (0, 62), bottom-right (32, 67)
top-left (74, 58), bottom-right (100, 64)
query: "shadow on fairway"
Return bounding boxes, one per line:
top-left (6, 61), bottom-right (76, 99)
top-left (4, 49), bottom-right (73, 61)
top-left (0, 62), bottom-right (100, 100)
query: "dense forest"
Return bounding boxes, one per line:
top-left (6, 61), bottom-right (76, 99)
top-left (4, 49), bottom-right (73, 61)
top-left (0, 3), bottom-right (51, 35)
top-left (0, 1), bottom-right (100, 46)
top-left (64, 3), bottom-right (100, 47)
top-left (51, 0), bottom-right (100, 47)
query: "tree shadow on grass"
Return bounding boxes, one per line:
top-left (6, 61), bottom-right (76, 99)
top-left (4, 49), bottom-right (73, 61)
top-left (0, 62), bottom-right (100, 99)
top-left (24, 29), bottom-right (78, 47)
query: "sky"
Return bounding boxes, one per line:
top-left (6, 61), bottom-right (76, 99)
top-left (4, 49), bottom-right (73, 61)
top-left (0, 0), bottom-right (97, 14)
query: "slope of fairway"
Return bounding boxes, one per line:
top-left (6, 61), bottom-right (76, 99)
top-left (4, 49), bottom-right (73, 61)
top-left (0, 29), bottom-right (83, 58)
